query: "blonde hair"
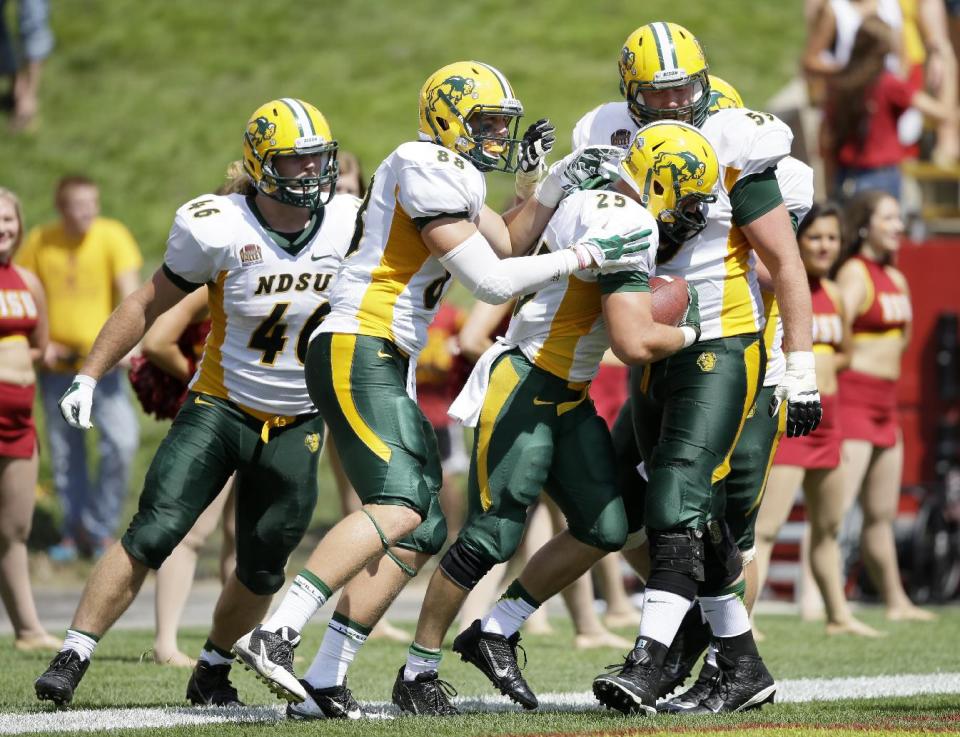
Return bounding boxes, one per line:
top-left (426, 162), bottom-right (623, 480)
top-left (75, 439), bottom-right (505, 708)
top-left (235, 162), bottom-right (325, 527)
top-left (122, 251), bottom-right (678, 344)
top-left (0, 187), bottom-right (25, 256)
top-left (216, 160), bottom-right (256, 196)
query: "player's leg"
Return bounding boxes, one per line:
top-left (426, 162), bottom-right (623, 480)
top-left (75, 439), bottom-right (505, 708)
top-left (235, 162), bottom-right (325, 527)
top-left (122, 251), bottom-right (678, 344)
top-left (397, 351), bottom-right (553, 713)
top-left (35, 395), bottom-right (236, 705)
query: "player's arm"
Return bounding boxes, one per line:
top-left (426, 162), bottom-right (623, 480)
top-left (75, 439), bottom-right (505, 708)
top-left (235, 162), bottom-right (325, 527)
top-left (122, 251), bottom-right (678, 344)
top-left (15, 265), bottom-right (48, 362)
top-left (421, 217), bottom-right (647, 305)
top-left (603, 288), bottom-right (691, 365)
top-left (458, 300), bottom-right (514, 363)
top-left (141, 286), bottom-right (209, 383)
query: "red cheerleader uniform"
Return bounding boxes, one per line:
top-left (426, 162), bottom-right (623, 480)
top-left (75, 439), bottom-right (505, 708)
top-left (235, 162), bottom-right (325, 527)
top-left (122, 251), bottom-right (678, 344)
top-left (837, 255), bottom-right (911, 449)
top-left (0, 262), bottom-right (39, 459)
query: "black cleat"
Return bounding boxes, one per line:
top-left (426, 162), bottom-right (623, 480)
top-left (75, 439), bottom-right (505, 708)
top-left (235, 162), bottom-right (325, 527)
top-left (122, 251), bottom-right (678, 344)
top-left (287, 678), bottom-right (363, 720)
top-left (658, 603), bottom-right (712, 698)
top-left (658, 661), bottom-right (719, 713)
top-left (592, 637), bottom-right (666, 716)
top-left (186, 661), bottom-right (243, 706)
top-left (452, 619), bottom-right (537, 710)
top-left (688, 653), bottom-right (776, 714)
top-left (391, 666), bottom-right (459, 715)
top-left (35, 649), bottom-right (90, 706)
top-left (233, 625), bottom-right (305, 703)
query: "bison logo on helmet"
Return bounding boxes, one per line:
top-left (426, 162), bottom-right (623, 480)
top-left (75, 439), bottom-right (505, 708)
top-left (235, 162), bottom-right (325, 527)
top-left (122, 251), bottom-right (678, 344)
top-left (619, 47), bottom-right (636, 77)
top-left (248, 116), bottom-right (277, 147)
top-left (652, 151), bottom-right (706, 185)
top-left (428, 76), bottom-right (477, 112)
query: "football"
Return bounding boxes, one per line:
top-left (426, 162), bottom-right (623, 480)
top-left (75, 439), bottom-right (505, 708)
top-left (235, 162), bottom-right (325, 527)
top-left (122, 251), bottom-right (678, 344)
top-left (651, 275), bottom-right (689, 326)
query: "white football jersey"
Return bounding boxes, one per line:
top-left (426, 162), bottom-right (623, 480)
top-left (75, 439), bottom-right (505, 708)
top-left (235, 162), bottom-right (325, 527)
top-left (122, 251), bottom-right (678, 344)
top-left (763, 156), bottom-right (815, 387)
top-left (318, 141), bottom-right (486, 358)
top-left (164, 192), bottom-right (359, 417)
top-left (507, 188), bottom-right (658, 383)
top-left (572, 103), bottom-right (794, 342)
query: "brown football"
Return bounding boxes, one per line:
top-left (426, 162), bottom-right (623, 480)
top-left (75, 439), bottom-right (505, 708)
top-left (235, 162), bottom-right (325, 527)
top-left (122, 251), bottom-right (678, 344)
top-left (651, 275), bottom-right (689, 326)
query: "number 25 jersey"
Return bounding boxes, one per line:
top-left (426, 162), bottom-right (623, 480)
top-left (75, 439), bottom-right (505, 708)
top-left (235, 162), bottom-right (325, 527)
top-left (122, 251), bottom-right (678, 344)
top-left (318, 141), bottom-right (486, 359)
top-left (163, 192), bottom-right (360, 417)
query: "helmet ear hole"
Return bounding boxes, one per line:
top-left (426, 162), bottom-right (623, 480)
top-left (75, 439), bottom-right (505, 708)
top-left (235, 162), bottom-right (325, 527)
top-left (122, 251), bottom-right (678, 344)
top-left (437, 117), bottom-right (450, 132)
top-left (653, 180), bottom-right (665, 196)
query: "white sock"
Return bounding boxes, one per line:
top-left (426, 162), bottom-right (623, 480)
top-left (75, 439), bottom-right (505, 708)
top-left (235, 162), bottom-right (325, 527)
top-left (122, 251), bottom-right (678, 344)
top-left (638, 588), bottom-right (693, 647)
top-left (198, 639), bottom-right (234, 667)
top-left (404, 642), bottom-right (442, 682)
top-left (700, 593), bottom-right (751, 638)
top-left (262, 572), bottom-right (331, 634)
top-left (704, 643), bottom-right (718, 668)
top-left (480, 580), bottom-right (539, 637)
top-left (62, 629), bottom-right (98, 661)
top-left (305, 613), bottom-right (370, 689)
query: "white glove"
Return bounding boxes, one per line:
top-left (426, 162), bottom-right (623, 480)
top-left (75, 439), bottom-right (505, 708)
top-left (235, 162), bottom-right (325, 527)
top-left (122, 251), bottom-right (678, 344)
top-left (59, 374), bottom-right (97, 429)
top-left (769, 351), bottom-right (822, 437)
top-left (534, 145), bottom-right (625, 208)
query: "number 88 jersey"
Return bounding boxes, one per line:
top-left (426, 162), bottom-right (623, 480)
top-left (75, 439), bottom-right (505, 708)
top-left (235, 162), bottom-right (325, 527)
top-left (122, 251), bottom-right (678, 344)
top-left (163, 191), bottom-right (360, 417)
top-left (317, 141), bottom-right (486, 359)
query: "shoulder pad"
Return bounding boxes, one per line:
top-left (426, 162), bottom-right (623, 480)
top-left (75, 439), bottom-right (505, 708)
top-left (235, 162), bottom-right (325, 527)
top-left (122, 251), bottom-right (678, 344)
top-left (573, 102), bottom-right (636, 150)
top-left (703, 108), bottom-right (793, 175)
top-left (173, 194), bottom-right (244, 250)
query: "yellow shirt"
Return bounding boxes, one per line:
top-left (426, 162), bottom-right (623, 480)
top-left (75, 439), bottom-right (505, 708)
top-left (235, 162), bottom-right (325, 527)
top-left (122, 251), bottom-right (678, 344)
top-left (17, 217), bottom-right (142, 364)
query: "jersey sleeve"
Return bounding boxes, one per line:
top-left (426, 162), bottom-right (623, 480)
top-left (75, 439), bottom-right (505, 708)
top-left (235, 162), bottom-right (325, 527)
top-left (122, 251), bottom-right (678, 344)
top-left (776, 157), bottom-right (815, 229)
top-left (327, 194), bottom-right (362, 261)
top-left (710, 109), bottom-right (794, 179)
top-left (395, 155), bottom-right (484, 229)
top-left (572, 193), bottom-right (657, 293)
top-left (163, 196), bottom-right (233, 291)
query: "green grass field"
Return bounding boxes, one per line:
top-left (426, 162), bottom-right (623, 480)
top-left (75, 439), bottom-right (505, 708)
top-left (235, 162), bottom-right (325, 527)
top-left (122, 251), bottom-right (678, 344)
top-left (3, 609), bottom-right (959, 736)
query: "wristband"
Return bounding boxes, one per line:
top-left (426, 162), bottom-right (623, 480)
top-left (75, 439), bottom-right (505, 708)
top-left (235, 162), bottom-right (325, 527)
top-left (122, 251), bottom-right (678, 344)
top-left (680, 326), bottom-right (698, 349)
top-left (74, 374), bottom-right (98, 390)
top-left (515, 162), bottom-right (544, 199)
top-left (534, 172), bottom-right (563, 208)
top-left (784, 351), bottom-right (815, 371)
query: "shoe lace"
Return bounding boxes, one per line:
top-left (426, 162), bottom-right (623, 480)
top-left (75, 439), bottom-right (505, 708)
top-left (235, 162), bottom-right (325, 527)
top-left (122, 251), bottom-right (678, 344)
top-left (423, 676), bottom-right (458, 714)
top-left (603, 645), bottom-right (642, 675)
top-left (506, 635), bottom-right (528, 671)
top-left (49, 650), bottom-right (79, 672)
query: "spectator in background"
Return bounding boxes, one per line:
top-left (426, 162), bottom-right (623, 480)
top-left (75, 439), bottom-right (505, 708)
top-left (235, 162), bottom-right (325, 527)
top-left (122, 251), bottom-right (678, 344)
top-left (0, 187), bottom-right (58, 651)
top-left (16, 175), bottom-right (142, 561)
top-left (0, 0), bottom-right (53, 132)
top-left (336, 151), bottom-right (367, 198)
top-left (827, 15), bottom-right (954, 200)
top-left (834, 189), bottom-right (934, 621)
top-left (754, 202), bottom-right (882, 637)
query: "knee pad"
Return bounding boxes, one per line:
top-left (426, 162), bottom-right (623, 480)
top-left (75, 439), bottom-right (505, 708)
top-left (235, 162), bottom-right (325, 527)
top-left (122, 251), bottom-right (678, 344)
top-left (236, 566), bottom-right (285, 596)
top-left (121, 518), bottom-right (185, 570)
top-left (648, 528), bottom-right (706, 582)
top-left (439, 539), bottom-right (497, 591)
top-left (702, 519), bottom-right (743, 593)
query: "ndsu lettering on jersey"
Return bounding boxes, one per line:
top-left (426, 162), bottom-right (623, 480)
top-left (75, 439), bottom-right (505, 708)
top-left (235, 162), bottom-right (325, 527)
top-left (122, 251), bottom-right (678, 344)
top-left (254, 272), bottom-right (334, 296)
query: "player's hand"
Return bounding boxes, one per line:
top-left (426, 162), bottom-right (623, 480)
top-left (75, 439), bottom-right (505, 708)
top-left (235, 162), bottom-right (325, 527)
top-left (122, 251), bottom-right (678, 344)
top-left (518, 118), bottom-right (556, 174)
top-left (574, 228), bottom-right (652, 269)
top-left (769, 351), bottom-right (822, 437)
top-left (535, 145), bottom-right (625, 207)
top-left (679, 283), bottom-right (701, 346)
top-left (59, 374), bottom-right (97, 430)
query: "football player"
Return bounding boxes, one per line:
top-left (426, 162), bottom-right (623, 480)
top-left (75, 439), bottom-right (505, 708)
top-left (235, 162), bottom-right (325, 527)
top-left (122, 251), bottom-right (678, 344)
top-left (578, 23), bottom-right (821, 715)
top-left (35, 99), bottom-right (357, 708)
top-left (231, 60), bottom-right (649, 712)
top-left (392, 121), bottom-right (716, 715)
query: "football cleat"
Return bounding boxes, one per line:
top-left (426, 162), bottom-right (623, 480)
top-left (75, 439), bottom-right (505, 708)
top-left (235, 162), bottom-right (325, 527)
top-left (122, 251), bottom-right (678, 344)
top-left (185, 661), bottom-right (243, 706)
top-left (233, 625), bottom-right (306, 703)
top-left (286, 678), bottom-right (363, 720)
top-left (658, 661), bottom-right (719, 713)
top-left (592, 636), bottom-right (666, 716)
top-left (687, 653), bottom-right (776, 714)
top-left (452, 619), bottom-right (537, 710)
top-left (35, 649), bottom-right (90, 706)
top-left (391, 666), bottom-right (459, 716)
top-left (657, 603), bottom-right (713, 698)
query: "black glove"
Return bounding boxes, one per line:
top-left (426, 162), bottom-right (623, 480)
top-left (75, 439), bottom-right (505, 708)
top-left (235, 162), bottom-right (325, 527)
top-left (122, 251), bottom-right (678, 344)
top-left (518, 118), bottom-right (556, 173)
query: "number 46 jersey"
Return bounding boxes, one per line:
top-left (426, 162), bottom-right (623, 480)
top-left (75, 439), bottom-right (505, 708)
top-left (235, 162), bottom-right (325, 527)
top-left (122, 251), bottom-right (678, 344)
top-left (163, 192), bottom-right (360, 417)
top-left (318, 141), bottom-right (486, 359)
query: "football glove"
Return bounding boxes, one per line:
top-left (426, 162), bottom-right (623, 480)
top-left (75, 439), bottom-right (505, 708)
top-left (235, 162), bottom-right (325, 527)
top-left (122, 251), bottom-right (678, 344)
top-left (573, 227), bottom-right (652, 270)
top-left (535, 145), bottom-right (625, 207)
top-left (59, 374), bottom-right (97, 429)
top-left (769, 351), bottom-right (823, 437)
top-left (679, 283), bottom-right (701, 348)
top-left (518, 118), bottom-right (556, 174)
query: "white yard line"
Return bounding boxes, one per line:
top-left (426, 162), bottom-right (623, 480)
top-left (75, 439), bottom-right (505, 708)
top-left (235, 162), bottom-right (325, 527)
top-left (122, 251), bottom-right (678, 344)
top-left (3, 671), bottom-right (959, 734)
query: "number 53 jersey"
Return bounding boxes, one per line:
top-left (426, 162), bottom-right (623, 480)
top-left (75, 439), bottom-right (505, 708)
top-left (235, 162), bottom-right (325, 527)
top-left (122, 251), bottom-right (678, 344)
top-left (163, 192), bottom-right (360, 417)
top-left (317, 141), bottom-right (486, 359)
